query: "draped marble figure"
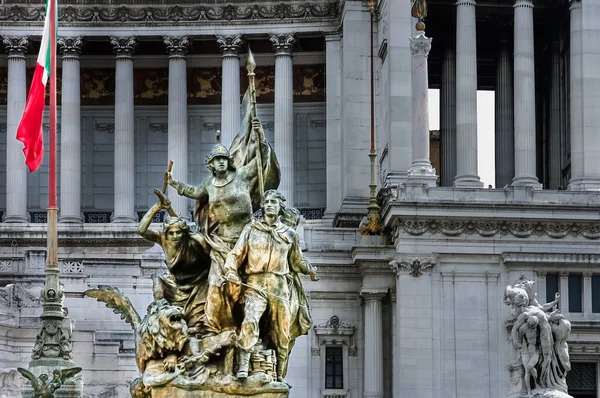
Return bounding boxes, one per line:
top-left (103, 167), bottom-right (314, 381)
top-left (505, 276), bottom-right (573, 398)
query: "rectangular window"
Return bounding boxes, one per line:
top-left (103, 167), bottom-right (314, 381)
top-left (566, 362), bottom-right (597, 397)
top-left (569, 275), bottom-right (582, 313)
top-left (546, 273), bottom-right (559, 306)
top-left (592, 276), bottom-right (600, 313)
top-left (325, 346), bottom-right (343, 389)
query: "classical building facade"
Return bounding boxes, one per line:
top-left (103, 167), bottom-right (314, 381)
top-left (1, 0), bottom-right (600, 397)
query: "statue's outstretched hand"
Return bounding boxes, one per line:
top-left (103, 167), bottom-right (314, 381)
top-left (225, 271), bottom-right (241, 285)
top-left (154, 189), bottom-right (171, 209)
top-left (251, 117), bottom-right (264, 141)
top-left (309, 271), bottom-right (319, 282)
top-left (165, 171), bottom-right (174, 186)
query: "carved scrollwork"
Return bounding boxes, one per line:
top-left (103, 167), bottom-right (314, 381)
top-left (390, 257), bottom-right (436, 278)
top-left (270, 33), bottom-right (296, 55)
top-left (110, 36), bottom-right (136, 59)
top-left (2, 36), bottom-right (28, 58)
top-left (409, 32), bottom-right (432, 56)
top-left (164, 36), bottom-right (190, 58)
top-left (57, 36), bottom-right (83, 59)
top-left (216, 35), bottom-right (243, 56)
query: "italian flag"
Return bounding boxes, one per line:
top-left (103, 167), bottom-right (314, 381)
top-left (16, 0), bottom-right (56, 172)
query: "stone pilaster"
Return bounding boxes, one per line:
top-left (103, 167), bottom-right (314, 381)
top-left (360, 289), bottom-right (385, 398)
top-left (164, 36), bottom-right (190, 219)
top-left (583, 272), bottom-right (592, 314)
top-left (58, 37), bottom-right (83, 223)
top-left (454, 0), bottom-right (483, 187)
top-left (559, 272), bottom-right (569, 311)
top-left (216, 35), bottom-right (243, 148)
top-left (495, 38), bottom-right (515, 188)
top-left (568, 0), bottom-right (583, 190)
top-left (2, 36), bottom-right (29, 223)
top-left (407, 31), bottom-right (437, 187)
top-left (270, 33), bottom-right (296, 206)
top-left (324, 33), bottom-right (343, 219)
top-left (548, 39), bottom-right (563, 189)
top-left (440, 43), bottom-right (456, 187)
top-left (512, 0), bottom-right (540, 187)
top-left (110, 37), bottom-right (137, 223)
top-left (579, 0), bottom-right (600, 189)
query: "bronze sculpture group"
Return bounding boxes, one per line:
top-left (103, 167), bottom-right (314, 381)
top-left (85, 51), bottom-right (317, 397)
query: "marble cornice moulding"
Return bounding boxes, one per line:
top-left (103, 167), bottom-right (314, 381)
top-left (391, 218), bottom-right (600, 241)
top-left (502, 252), bottom-right (600, 267)
top-left (0, 1), bottom-right (340, 27)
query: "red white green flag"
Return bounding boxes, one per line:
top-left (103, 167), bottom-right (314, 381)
top-left (16, 0), bottom-right (56, 172)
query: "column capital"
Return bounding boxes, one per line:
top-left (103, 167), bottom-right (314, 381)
top-left (270, 33), bottom-right (296, 56)
top-left (110, 36), bottom-right (136, 59)
top-left (569, 0), bottom-right (582, 11)
top-left (409, 31), bottom-right (432, 57)
top-left (456, 0), bottom-right (476, 5)
top-left (58, 37), bottom-right (83, 60)
top-left (390, 256), bottom-right (437, 278)
top-left (216, 35), bottom-right (243, 57)
top-left (164, 36), bottom-right (190, 59)
top-left (2, 36), bottom-right (28, 59)
top-left (536, 271), bottom-right (547, 278)
top-left (514, 0), bottom-right (533, 8)
top-left (359, 288), bottom-right (387, 302)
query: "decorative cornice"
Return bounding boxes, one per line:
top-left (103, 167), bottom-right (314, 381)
top-left (2, 36), bottom-right (28, 59)
top-left (393, 219), bottom-right (600, 241)
top-left (313, 315), bottom-right (355, 337)
top-left (390, 256), bottom-right (436, 278)
top-left (163, 36), bottom-right (189, 58)
top-left (57, 36), bottom-right (83, 59)
top-left (110, 36), bottom-right (136, 59)
top-left (409, 32), bottom-right (432, 56)
top-left (270, 33), bottom-right (296, 56)
top-left (216, 35), bottom-right (243, 57)
top-left (502, 252), bottom-right (600, 267)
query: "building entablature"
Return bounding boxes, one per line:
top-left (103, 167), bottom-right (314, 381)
top-left (0, 0), bottom-right (339, 34)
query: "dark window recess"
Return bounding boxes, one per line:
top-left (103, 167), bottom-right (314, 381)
top-left (325, 346), bottom-right (343, 389)
top-left (567, 362), bottom-right (597, 398)
top-left (593, 276), bottom-right (600, 313)
top-left (569, 275), bottom-right (583, 313)
top-left (546, 274), bottom-right (559, 306)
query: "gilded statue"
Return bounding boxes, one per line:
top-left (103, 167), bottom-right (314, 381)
top-left (18, 367), bottom-right (81, 398)
top-left (224, 190), bottom-right (318, 382)
top-left (505, 276), bottom-right (573, 398)
top-left (411, 0), bottom-right (427, 21)
top-left (84, 49), bottom-right (317, 398)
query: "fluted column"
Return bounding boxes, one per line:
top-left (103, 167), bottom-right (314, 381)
top-left (512, 0), bottom-right (540, 187)
top-left (110, 37), bottom-right (136, 223)
top-left (495, 38), bottom-right (515, 188)
top-left (271, 34), bottom-right (296, 206)
top-left (361, 290), bottom-right (385, 398)
top-left (3, 36), bottom-right (29, 223)
top-left (568, 0), bottom-right (583, 190)
top-left (440, 43), bottom-right (457, 187)
top-left (217, 35), bottom-right (242, 148)
top-left (454, 0), bottom-right (483, 187)
top-left (407, 30), bottom-right (437, 187)
top-left (164, 36), bottom-right (190, 219)
top-left (58, 37), bottom-right (83, 223)
top-left (548, 39), bottom-right (562, 189)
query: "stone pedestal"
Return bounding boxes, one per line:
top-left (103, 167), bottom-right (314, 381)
top-left (21, 358), bottom-right (83, 398)
top-left (152, 388), bottom-right (288, 398)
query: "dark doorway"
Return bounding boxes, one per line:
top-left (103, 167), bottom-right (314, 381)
top-left (567, 362), bottom-right (597, 398)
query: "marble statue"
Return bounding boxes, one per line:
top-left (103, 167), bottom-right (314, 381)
top-left (505, 276), bottom-right (573, 398)
top-left (84, 52), bottom-right (318, 397)
top-left (17, 367), bottom-right (81, 398)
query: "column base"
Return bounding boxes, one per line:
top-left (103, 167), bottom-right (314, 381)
top-left (407, 164), bottom-right (438, 187)
top-left (567, 177), bottom-right (583, 191)
top-left (58, 215), bottom-right (83, 223)
top-left (3, 214), bottom-right (29, 223)
top-left (453, 174), bottom-right (483, 188)
top-left (580, 177), bottom-right (600, 191)
top-left (512, 175), bottom-right (542, 189)
top-left (111, 215), bottom-right (137, 223)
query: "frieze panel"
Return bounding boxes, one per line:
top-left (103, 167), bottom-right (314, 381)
top-left (187, 67), bottom-right (222, 105)
top-left (81, 68), bottom-right (115, 105)
top-left (392, 218), bottom-right (600, 241)
top-left (0, 2), bottom-right (339, 26)
top-left (135, 68), bottom-right (168, 105)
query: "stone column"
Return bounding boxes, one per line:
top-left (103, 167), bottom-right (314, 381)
top-left (536, 272), bottom-right (547, 303)
top-left (512, 0), bottom-right (540, 187)
top-left (58, 37), bottom-right (83, 223)
top-left (548, 39), bottom-right (562, 189)
top-left (583, 272), bottom-right (592, 314)
top-left (560, 272), bottom-right (569, 311)
top-left (270, 34), bottom-right (296, 205)
top-left (407, 30), bottom-right (437, 187)
top-left (216, 35), bottom-right (242, 148)
top-left (3, 37), bottom-right (29, 223)
top-left (110, 37), bottom-right (137, 223)
top-left (454, 0), bottom-right (483, 187)
top-left (164, 36), bottom-right (190, 219)
top-left (568, 0), bottom-right (583, 190)
top-left (440, 43), bottom-right (457, 187)
top-left (360, 289), bottom-right (385, 398)
top-left (495, 38), bottom-right (515, 188)
top-left (324, 33), bottom-right (343, 218)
